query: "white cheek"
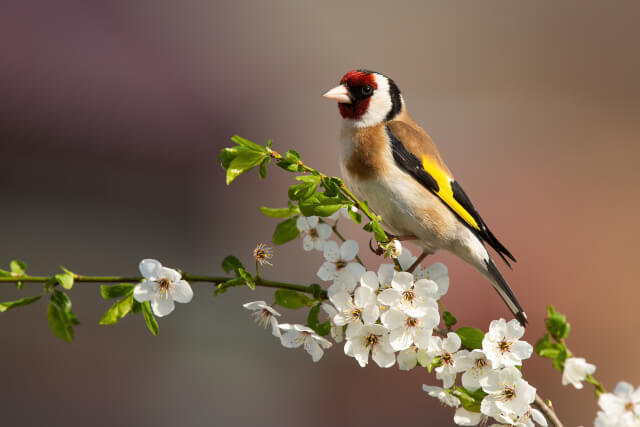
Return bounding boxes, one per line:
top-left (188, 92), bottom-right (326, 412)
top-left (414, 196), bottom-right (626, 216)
top-left (342, 75), bottom-right (392, 128)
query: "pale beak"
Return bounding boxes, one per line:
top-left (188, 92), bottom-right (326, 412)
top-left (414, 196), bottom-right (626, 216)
top-left (322, 85), bottom-right (352, 103)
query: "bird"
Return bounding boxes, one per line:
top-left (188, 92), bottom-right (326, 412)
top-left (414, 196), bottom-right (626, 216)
top-left (322, 69), bottom-right (527, 325)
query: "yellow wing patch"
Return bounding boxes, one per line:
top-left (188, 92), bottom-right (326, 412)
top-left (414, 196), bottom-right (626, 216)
top-left (421, 156), bottom-right (480, 230)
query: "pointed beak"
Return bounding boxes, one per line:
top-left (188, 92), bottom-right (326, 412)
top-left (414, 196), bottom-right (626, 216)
top-left (322, 85), bottom-right (352, 103)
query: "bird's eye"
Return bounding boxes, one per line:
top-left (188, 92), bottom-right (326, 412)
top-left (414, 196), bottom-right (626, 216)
top-left (361, 85), bottom-right (373, 96)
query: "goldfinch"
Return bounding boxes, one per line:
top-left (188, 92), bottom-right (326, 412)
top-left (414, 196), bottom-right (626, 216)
top-left (323, 69), bottom-right (527, 325)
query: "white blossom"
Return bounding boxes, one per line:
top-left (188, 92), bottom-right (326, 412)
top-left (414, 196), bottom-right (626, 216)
top-left (491, 408), bottom-right (548, 427)
top-left (360, 265), bottom-right (395, 294)
top-left (482, 318), bottom-right (533, 369)
top-left (595, 381), bottom-right (640, 427)
top-left (381, 307), bottom-right (439, 351)
top-left (317, 240), bottom-right (365, 295)
top-left (133, 259), bottom-right (193, 317)
top-left (454, 407), bottom-right (483, 426)
top-left (321, 302), bottom-right (344, 342)
top-left (422, 384), bottom-right (460, 407)
top-left (278, 323), bottom-right (332, 362)
top-left (377, 271), bottom-right (439, 317)
top-left (397, 345), bottom-right (430, 371)
top-left (388, 239), bottom-right (402, 258)
top-left (344, 323), bottom-right (395, 368)
top-left (327, 206), bottom-right (352, 221)
top-left (480, 366), bottom-right (536, 419)
top-left (561, 357), bottom-right (596, 390)
top-left (428, 332), bottom-right (473, 388)
top-left (395, 247), bottom-right (450, 298)
top-left (243, 301), bottom-right (281, 337)
top-left (329, 286), bottom-right (379, 336)
top-left (460, 350), bottom-right (492, 391)
top-left (296, 216), bottom-right (332, 251)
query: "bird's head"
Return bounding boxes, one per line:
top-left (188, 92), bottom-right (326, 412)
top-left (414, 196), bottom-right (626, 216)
top-left (323, 69), bottom-right (403, 128)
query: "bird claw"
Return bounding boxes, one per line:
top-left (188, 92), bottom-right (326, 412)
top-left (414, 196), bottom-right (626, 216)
top-left (368, 238), bottom-right (385, 256)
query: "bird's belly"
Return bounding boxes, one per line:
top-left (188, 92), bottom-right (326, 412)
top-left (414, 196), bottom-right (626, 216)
top-left (342, 167), bottom-right (457, 254)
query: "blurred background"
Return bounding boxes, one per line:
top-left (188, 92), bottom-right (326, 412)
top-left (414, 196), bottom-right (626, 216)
top-left (1, 0), bottom-right (639, 425)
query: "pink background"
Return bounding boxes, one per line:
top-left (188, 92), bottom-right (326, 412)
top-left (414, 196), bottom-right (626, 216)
top-left (1, 1), bottom-right (639, 425)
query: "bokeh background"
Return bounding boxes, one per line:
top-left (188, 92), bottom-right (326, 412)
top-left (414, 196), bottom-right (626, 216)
top-left (1, 0), bottom-right (639, 425)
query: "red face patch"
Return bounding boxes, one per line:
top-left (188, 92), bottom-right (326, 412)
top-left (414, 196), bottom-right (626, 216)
top-left (338, 70), bottom-right (377, 120)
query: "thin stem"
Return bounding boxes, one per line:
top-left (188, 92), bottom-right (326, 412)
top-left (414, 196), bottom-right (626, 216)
top-left (0, 274), bottom-right (325, 298)
top-left (533, 394), bottom-right (564, 427)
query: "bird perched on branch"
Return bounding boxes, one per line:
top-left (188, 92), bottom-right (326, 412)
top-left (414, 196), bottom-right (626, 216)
top-left (323, 69), bottom-right (526, 325)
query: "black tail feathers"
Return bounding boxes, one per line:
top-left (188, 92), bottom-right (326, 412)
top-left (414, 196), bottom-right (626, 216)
top-left (485, 259), bottom-right (527, 326)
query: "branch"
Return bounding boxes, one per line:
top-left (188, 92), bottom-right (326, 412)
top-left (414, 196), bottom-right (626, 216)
top-left (533, 394), bottom-right (564, 427)
top-left (0, 274), bottom-right (326, 298)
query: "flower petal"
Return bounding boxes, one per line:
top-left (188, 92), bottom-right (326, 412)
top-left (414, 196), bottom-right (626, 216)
top-left (317, 223), bottom-right (332, 240)
top-left (443, 332), bottom-right (462, 353)
top-left (242, 301), bottom-right (267, 311)
top-left (139, 259), bottom-right (162, 280)
top-left (372, 348), bottom-right (395, 368)
top-left (377, 264), bottom-right (395, 288)
top-left (133, 281), bottom-right (155, 302)
top-left (296, 216), bottom-right (310, 232)
top-left (317, 262), bottom-right (337, 281)
top-left (280, 330), bottom-right (303, 348)
top-left (453, 407), bottom-right (482, 426)
top-left (323, 241), bottom-right (340, 262)
top-left (304, 337), bottom-right (325, 362)
top-left (151, 295), bottom-right (175, 317)
top-left (389, 327), bottom-right (413, 351)
top-left (397, 348), bottom-right (418, 371)
top-left (392, 271), bottom-right (414, 291)
top-left (360, 271), bottom-right (380, 291)
top-left (303, 235), bottom-right (314, 251)
top-left (159, 267), bottom-right (181, 283)
top-left (377, 288), bottom-right (401, 306)
top-left (362, 304), bottom-right (380, 325)
top-left (381, 308), bottom-right (406, 329)
top-left (171, 280), bottom-right (193, 303)
top-left (340, 240), bottom-right (359, 261)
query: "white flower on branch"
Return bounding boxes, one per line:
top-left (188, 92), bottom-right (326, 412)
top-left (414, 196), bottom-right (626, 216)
top-left (296, 216), bottom-right (331, 251)
top-left (395, 247), bottom-right (449, 298)
top-left (460, 349), bottom-right (492, 392)
top-left (422, 384), bottom-right (460, 407)
top-left (277, 323), bottom-right (332, 362)
top-left (562, 357), bottom-right (596, 390)
top-left (317, 240), bottom-right (365, 295)
top-left (133, 259), bottom-right (193, 317)
top-left (381, 306), bottom-right (439, 351)
top-left (490, 407), bottom-right (548, 427)
top-left (360, 265), bottom-right (395, 295)
top-left (397, 345), bottom-right (429, 371)
top-left (321, 302), bottom-right (344, 343)
top-left (482, 318), bottom-right (533, 369)
top-left (377, 271), bottom-right (439, 317)
top-left (595, 381), bottom-right (640, 427)
top-left (344, 323), bottom-right (395, 368)
top-left (243, 301), bottom-right (281, 337)
top-left (329, 286), bottom-right (379, 336)
top-left (327, 206), bottom-right (352, 221)
top-left (480, 366), bottom-right (536, 419)
top-left (428, 332), bottom-right (472, 388)
top-left (388, 239), bottom-right (402, 258)
top-left (453, 407), bottom-right (484, 426)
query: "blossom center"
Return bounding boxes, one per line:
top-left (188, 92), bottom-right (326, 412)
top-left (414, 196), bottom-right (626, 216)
top-left (402, 289), bottom-right (416, 303)
top-left (252, 308), bottom-right (273, 328)
top-left (500, 384), bottom-right (516, 400)
top-left (309, 228), bottom-right (319, 238)
top-left (156, 278), bottom-right (172, 293)
top-left (441, 351), bottom-right (453, 366)
top-left (406, 317), bottom-right (419, 328)
top-left (498, 339), bottom-right (512, 354)
top-left (364, 333), bottom-right (379, 348)
top-left (335, 260), bottom-right (347, 270)
top-left (625, 402), bottom-right (634, 412)
top-left (348, 308), bottom-right (363, 322)
top-left (253, 243), bottom-right (273, 266)
top-left (475, 358), bottom-right (488, 369)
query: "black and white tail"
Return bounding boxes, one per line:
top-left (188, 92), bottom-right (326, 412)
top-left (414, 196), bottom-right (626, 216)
top-left (483, 258), bottom-right (527, 326)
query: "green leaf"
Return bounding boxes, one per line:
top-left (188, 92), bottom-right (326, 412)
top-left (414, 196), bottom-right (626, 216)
top-left (546, 305), bottom-right (571, 340)
top-left (288, 182), bottom-right (317, 201)
top-left (55, 272), bottom-right (74, 290)
top-left (276, 150), bottom-right (302, 172)
top-left (347, 208), bottom-right (362, 224)
top-left (213, 277), bottom-right (245, 297)
top-left (442, 311), bottom-right (457, 328)
top-left (47, 301), bottom-right (74, 343)
top-left (132, 301), bottom-right (142, 314)
top-left (230, 135), bottom-right (266, 152)
top-left (298, 194), bottom-right (343, 217)
top-left (308, 284), bottom-right (323, 300)
top-left (259, 158), bottom-right (269, 179)
top-left (315, 321), bottom-right (331, 337)
top-left (218, 146), bottom-right (242, 170)
top-left (221, 255), bottom-right (244, 274)
top-left (0, 295), bottom-right (42, 312)
top-left (100, 283), bottom-right (135, 299)
top-left (10, 260), bottom-right (27, 276)
top-left (363, 220), bottom-right (387, 242)
top-left (454, 387), bottom-right (486, 412)
top-left (99, 295), bottom-right (135, 325)
top-left (456, 327), bottom-right (484, 349)
top-left (259, 205), bottom-right (300, 218)
top-left (274, 289), bottom-right (314, 309)
top-left (321, 177), bottom-right (341, 197)
top-left (272, 216), bottom-right (300, 245)
top-left (50, 290), bottom-right (79, 325)
top-left (226, 149), bottom-right (267, 185)
top-left (0, 269), bottom-right (11, 277)
top-left (237, 268), bottom-right (256, 290)
top-left (141, 301), bottom-right (159, 336)
top-left (307, 303), bottom-right (321, 331)
top-left (427, 355), bottom-right (442, 373)
top-left (296, 175), bottom-right (321, 184)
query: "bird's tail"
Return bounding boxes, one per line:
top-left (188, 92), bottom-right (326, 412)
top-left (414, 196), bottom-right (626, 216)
top-left (483, 259), bottom-right (527, 326)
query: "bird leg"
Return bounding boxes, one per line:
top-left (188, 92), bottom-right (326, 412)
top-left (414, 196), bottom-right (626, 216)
top-left (408, 250), bottom-right (429, 273)
top-left (368, 233), bottom-right (419, 256)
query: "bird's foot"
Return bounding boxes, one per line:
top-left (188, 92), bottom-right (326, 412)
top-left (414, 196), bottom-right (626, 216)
top-left (368, 238), bottom-right (385, 256)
